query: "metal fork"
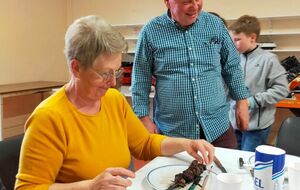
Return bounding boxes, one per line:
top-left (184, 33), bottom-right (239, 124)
top-left (239, 157), bottom-right (254, 177)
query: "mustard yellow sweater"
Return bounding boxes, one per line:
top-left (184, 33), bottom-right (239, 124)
top-left (15, 87), bottom-right (165, 189)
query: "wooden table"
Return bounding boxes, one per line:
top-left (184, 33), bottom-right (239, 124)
top-left (129, 147), bottom-right (300, 190)
top-left (266, 93), bottom-right (300, 145)
top-left (276, 93), bottom-right (300, 116)
top-left (276, 93), bottom-right (300, 109)
top-left (0, 81), bottom-right (65, 140)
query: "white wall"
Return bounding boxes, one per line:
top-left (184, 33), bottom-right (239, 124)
top-left (1, 0), bottom-right (300, 85)
top-left (68, 0), bottom-right (300, 24)
top-left (0, 0), bottom-right (68, 85)
top-left (67, 0), bottom-right (166, 25)
top-left (204, 0), bottom-right (300, 19)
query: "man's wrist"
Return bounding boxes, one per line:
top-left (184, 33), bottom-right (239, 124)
top-left (237, 99), bottom-right (248, 106)
top-left (248, 97), bottom-right (255, 109)
top-left (139, 115), bottom-right (150, 122)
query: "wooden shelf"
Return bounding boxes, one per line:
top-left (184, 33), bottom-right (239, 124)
top-left (261, 31), bottom-right (300, 36)
top-left (119, 85), bottom-right (155, 98)
top-left (0, 81), bottom-right (64, 96)
top-left (114, 16), bottom-right (300, 60)
top-left (270, 49), bottom-right (300, 53)
top-left (0, 81), bottom-right (64, 140)
top-left (112, 23), bottom-right (144, 27)
top-left (226, 15), bottom-right (300, 22)
top-left (112, 24), bottom-right (141, 56)
top-left (112, 24), bottom-right (143, 40)
top-left (125, 36), bottom-right (138, 40)
top-left (228, 15), bottom-right (300, 60)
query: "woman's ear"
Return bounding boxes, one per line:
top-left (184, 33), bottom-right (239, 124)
top-left (70, 59), bottom-right (81, 78)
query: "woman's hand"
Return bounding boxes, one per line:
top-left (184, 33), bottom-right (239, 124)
top-left (49, 168), bottom-right (135, 190)
top-left (89, 168), bottom-right (135, 190)
top-left (161, 138), bottom-right (215, 165)
top-left (183, 139), bottom-right (215, 165)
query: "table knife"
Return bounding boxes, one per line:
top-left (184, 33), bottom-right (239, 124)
top-left (213, 156), bottom-right (227, 173)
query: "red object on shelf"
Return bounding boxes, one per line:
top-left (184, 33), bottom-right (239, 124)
top-left (122, 62), bottom-right (133, 85)
top-left (151, 77), bottom-right (156, 86)
top-left (121, 62), bottom-right (157, 86)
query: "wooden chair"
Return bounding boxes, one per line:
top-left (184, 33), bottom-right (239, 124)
top-left (276, 117), bottom-right (300, 156)
top-left (0, 135), bottom-right (23, 190)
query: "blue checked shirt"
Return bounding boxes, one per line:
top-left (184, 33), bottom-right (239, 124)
top-left (131, 12), bottom-right (249, 142)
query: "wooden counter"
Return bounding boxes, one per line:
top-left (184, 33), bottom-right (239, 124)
top-left (268, 93), bottom-right (300, 145)
top-left (0, 81), bottom-right (64, 96)
top-left (0, 81), bottom-right (65, 140)
top-left (276, 93), bottom-right (300, 109)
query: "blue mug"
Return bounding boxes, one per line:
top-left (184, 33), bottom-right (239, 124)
top-left (254, 145), bottom-right (285, 190)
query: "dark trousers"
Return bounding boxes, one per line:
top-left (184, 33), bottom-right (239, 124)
top-left (201, 126), bottom-right (237, 149)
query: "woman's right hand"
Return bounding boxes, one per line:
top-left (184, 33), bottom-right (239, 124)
top-left (89, 168), bottom-right (135, 190)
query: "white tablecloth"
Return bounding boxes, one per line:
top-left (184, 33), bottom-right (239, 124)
top-left (128, 147), bottom-right (300, 190)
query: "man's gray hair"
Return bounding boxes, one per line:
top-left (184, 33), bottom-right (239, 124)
top-left (64, 15), bottom-right (127, 69)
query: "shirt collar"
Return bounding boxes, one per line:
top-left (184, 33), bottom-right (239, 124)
top-left (166, 9), bottom-right (198, 31)
top-left (243, 45), bottom-right (259, 56)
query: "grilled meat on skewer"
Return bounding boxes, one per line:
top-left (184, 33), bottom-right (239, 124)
top-left (167, 160), bottom-right (206, 189)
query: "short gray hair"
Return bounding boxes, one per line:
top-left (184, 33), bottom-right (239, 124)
top-left (64, 15), bottom-right (128, 69)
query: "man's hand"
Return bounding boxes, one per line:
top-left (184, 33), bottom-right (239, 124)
top-left (139, 116), bottom-right (159, 134)
top-left (236, 99), bottom-right (249, 131)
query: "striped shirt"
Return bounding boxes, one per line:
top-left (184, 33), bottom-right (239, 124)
top-left (131, 12), bottom-right (249, 142)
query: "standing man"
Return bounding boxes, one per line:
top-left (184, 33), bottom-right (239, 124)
top-left (131, 0), bottom-right (249, 148)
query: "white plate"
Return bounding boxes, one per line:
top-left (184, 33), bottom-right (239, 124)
top-left (146, 164), bottom-right (214, 190)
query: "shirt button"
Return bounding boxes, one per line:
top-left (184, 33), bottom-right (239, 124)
top-left (188, 47), bottom-right (192, 51)
top-left (196, 124), bottom-right (199, 128)
top-left (192, 78), bottom-right (195, 81)
top-left (196, 112), bottom-right (198, 115)
top-left (190, 63), bottom-right (193, 66)
top-left (194, 96), bottom-right (197, 99)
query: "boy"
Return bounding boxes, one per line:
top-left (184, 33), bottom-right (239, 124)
top-left (228, 15), bottom-right (289, 151)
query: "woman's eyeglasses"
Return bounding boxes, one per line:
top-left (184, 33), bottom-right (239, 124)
top-left (91, 67), bottom-right (123, 82)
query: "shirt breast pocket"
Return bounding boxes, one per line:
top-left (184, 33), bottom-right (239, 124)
top-left (195, 40), bottom-right (222, 71)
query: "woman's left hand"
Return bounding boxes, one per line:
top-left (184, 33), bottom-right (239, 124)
top-left (89, 167), bottom-right (135, 190)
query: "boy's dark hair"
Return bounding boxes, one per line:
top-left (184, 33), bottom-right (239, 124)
top-left (229, 15), bottom-right (261, 40)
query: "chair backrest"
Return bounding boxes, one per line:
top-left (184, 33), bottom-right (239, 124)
top-left (0, 178), bottom-right (6, 190)
top-left (0, 135), bottom-right (23, 190)
top-left (276, 117), bottom-right (300, 157)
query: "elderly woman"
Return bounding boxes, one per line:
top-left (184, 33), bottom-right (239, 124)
top-left (15, 15), bottom-right (214, 190)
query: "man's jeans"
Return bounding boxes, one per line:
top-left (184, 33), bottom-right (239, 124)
top-left (235, 126), bottom-right (271, 152)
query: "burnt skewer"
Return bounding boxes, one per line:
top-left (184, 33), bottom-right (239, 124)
top-left (167, 160), bottom-right (206, 190)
